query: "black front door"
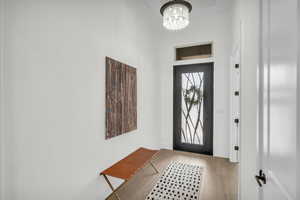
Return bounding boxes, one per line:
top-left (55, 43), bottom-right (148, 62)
top-left (173, 63), bottom-right (213, 155)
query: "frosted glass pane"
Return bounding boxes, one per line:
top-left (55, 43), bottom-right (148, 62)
top-left (181, 72), bottom-right (204, 145)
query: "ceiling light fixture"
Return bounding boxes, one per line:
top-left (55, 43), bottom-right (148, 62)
top-left (160, 0), bottom-right (192, 31)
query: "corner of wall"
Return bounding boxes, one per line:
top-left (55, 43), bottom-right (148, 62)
top-left (237, 0), bottom-right (260, 199)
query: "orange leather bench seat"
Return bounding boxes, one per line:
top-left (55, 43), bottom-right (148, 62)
top-left (100, 147), bottom-right (158, 180)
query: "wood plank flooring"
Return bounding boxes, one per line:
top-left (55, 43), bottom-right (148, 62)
top-left (106, 149), bottom-right (238, 200)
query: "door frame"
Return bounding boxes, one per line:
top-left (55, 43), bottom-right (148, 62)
top-left (173, 62), bottom-right (214, 155)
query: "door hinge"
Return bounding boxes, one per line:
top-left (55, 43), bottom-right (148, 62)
top-left (255, 170), bottom-right (266, 187)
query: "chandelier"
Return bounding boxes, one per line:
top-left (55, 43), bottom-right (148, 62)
top-left (160, 0), bottom-right (192, 31)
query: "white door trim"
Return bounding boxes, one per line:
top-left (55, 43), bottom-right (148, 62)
top-left (173, 57), bottom-right (214, 66)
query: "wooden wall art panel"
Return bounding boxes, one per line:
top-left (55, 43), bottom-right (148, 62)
top-left (105, 57), bottom-right (137, 139)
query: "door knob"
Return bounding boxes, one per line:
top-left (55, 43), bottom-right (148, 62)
top-left (255, 170), bottom-right (266, 187)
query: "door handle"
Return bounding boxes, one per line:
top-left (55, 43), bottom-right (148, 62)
top-left (255, 170), bottom-right (266, 187)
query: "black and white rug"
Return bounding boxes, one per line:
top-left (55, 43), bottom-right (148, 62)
top-left (145, 161), bottom-right (204, 200)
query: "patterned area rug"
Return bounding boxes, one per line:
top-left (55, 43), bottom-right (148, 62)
top-left (145, 161), bottom-right (204, 200)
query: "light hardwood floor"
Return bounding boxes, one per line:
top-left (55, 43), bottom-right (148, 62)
top-left (106, 149), bottom-right (238, 200)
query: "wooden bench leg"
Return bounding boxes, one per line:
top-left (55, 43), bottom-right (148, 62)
top-left (149, 160), bottom-right (159, 174)
top-left (102, 174), bottom-right (121, 200)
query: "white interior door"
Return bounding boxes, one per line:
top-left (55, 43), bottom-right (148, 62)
top-left (259, 0), bottom-right (298, 199)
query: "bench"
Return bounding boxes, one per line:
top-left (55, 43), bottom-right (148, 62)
top-left (100, 147), bottom-right (159, 199)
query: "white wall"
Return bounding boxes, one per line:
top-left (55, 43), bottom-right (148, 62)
top-left (158, 1), bottom-right (234, 158)
top-left (3, 0), bottom-right (161, 199)
top-left (0, 0), bottom-right (5, 199)
top-left (298, 1), bottom-right (300, 198)
top-left (232, 0), bottom-right (259, 199)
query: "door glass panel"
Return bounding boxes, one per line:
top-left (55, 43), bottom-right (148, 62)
top-left (181, 72), bottom-right (204, 145)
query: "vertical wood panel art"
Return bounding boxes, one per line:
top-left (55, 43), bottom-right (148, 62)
top-left (105, 57), bottom-right (137, 139)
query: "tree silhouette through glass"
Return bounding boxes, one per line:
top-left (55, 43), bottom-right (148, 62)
top-left (181, 72), bottom-right (204, 145)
